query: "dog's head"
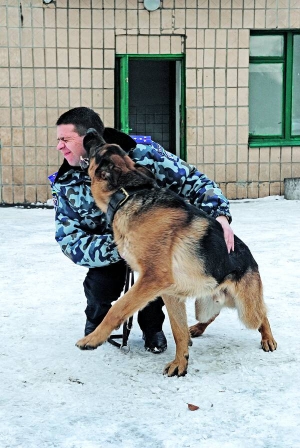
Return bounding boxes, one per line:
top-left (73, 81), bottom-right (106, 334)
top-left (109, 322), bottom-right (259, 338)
top-left (82, 127), bottom-right (106, 162)
top-left (82, 128), bottom-right (157, 194)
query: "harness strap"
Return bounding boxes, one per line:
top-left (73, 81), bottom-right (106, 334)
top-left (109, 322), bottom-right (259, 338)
top-left (107, 265), bottom-right (134, 351)
top-left (106, 186), bottom-right (155, 226)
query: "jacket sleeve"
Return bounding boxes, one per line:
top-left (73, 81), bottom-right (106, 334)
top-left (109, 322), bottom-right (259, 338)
top-left (131, 143), bottom-right (232, 223)
top-left (52, 183), bottom-right (122, 268)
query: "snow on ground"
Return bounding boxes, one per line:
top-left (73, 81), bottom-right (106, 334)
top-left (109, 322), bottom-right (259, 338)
top-left (0, 196), bottom-right (300, 448)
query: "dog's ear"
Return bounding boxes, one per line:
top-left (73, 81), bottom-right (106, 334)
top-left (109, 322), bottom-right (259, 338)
top-left (83, 128), bottom-right (106, 156)
top-left (103, 127), bottom-right (136, 152)
top-left (134, 164), bottom-right (156, 180)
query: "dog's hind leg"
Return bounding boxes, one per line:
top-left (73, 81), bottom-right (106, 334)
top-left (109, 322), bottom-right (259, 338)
top-left (226, 271), bottom-right (277, 352)
top-left (189, 295), bottom-right (222, 338)
top-left (258, 316), bottom-right (277, 352)
top-left (76, 274), bottom-right (172, 351)
top-left (189, 314), bottom-right (219, 338)
top-left (162, 295), bottom-right (190, 377)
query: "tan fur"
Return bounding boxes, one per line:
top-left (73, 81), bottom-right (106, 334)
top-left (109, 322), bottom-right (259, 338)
top-left (76, 145), bottom-right (277, 376)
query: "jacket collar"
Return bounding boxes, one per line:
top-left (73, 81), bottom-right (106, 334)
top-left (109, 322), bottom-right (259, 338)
top-left (54, 159), bottom-right (87, 184)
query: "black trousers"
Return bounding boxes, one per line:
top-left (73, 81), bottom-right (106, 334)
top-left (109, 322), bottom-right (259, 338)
top-left (83, 260), bottom-right (165, 333)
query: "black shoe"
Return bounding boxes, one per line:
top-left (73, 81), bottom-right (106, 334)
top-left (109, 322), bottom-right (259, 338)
top-left (84, 319), bottom-right (99, 336)
top-left (143, 330), bottom-right (167, 354)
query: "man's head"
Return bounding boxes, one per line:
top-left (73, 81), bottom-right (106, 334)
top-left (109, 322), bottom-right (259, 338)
top-left (56, 107), bottom-right (105, 166)
top-left (56, 107), bottom-right (136, 167)
top-left (56, 107), bottom-right (105, 136)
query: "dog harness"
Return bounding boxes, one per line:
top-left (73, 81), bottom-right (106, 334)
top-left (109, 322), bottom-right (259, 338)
top-left (106, 186), bottom-right (154, 226)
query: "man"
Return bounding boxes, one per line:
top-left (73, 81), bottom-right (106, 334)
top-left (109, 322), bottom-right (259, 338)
top-left (51, 107), bottom-right (234, 354)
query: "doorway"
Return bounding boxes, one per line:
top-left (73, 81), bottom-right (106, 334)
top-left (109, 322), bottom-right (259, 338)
top-left (115, 55), bottom-right (186, 158)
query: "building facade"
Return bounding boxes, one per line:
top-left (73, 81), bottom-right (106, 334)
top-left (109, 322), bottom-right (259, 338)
top-left (1, 0), bottom-right (300, 204)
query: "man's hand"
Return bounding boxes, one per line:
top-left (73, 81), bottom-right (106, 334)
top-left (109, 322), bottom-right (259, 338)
top-left (216, 216), bottom-right (234, 253)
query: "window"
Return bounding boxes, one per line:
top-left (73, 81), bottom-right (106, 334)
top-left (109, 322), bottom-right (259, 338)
top-left (249, 31), bottom-right (300, 147)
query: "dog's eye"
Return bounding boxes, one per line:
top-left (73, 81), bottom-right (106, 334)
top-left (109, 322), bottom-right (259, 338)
top-left (96, 160), bottom-right (113, 173)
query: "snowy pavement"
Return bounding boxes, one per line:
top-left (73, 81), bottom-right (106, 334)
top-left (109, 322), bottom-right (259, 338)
top-left (0, 196), bottom-right (300, 448)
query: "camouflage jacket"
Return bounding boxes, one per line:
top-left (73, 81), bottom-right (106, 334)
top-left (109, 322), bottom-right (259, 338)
top-left (51, 141), bottom-right (232, 268)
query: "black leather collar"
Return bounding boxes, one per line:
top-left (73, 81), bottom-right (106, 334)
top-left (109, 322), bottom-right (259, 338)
top-left (106, 186), bottom-right (150, 226)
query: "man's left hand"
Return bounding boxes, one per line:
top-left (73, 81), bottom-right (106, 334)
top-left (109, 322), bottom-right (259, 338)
top-left (216, 216), bottom-right (234, 253)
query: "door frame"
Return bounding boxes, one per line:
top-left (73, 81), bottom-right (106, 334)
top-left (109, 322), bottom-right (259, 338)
top-left (115, 54), bottom-right (186, 160)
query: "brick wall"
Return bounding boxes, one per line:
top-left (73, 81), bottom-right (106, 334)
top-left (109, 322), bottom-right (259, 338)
top-left (0, 0), bottom-right (300, 203)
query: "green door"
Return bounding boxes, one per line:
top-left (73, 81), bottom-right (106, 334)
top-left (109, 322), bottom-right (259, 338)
top-left (115, 55), bottom-right (186, 159)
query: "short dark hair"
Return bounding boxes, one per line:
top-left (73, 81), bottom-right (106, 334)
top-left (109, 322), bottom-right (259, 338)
top-left (56, 107), bottom-right (105, 136)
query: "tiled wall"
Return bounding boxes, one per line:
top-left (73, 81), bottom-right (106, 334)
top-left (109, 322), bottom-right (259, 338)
top-left (1, 0), bottom-right (300, 203)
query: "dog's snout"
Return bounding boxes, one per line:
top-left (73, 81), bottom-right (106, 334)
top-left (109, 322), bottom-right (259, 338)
top-left (83, 129), bottom-right (106, 157)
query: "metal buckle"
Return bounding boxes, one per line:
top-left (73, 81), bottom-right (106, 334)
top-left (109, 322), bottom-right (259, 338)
top-left (118, 187), bottom-right (130, 206)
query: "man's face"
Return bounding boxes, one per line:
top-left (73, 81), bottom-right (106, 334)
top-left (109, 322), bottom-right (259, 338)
top-left (56, 124), bottom-right (86, 166)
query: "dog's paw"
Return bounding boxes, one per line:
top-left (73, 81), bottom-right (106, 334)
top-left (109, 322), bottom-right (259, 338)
top-left (261, 337), bottom-right (277, 352)
top-left (75, 335), bottom-right (103, 351)
top-left (163, 358), bottom-right (188, 377)
top-left (189, 323), bottom-right (207, 338)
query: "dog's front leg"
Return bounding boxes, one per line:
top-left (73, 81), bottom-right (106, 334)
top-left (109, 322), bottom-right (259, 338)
top-left (76, 276), bottom-right (169, 351)
top-left (162, 295), bottom-right (190, 377)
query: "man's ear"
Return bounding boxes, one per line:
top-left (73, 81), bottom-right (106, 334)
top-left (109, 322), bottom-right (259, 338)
top-left (83, 128), bottom-right (106, 156)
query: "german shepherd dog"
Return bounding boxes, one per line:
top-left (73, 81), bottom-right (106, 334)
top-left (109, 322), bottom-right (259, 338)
top-left (76, 129), bottom-right (277, 376)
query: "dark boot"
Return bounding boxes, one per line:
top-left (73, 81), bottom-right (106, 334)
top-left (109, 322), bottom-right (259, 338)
top-left (143, 330), bottom-right (167, 353)
top-left (84, 318), bottom-right (102, 336)
top-left (138, 297), bottom-right (167, 353)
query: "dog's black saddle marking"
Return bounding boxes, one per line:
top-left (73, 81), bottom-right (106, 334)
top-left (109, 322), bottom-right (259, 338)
top-left (106, 186), bottom-right (153, 226)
